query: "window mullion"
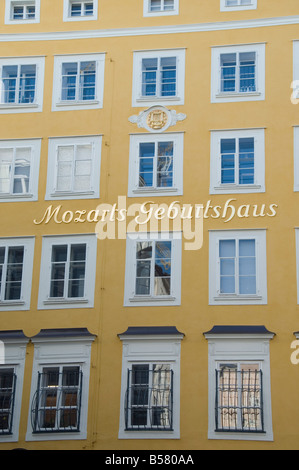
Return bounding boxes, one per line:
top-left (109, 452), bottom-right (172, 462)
top-left (151, 242), bottom-right (155, 297)
top-left (236, 239), bottom-right (240, 295)
top-left (236, 138), bottom-right (240, 185)
top-left (65, 244), bottom-right (71, 299)
top-left (76, 62), bottom-right (81, 101)
top-left (72, 145), bottom-right (77, 192)
top-left (0, 246), bottom-right (7, 301)
top-left (236, 53), bottom-right (240, 93)
top-left (153, 141), bottom-right (158, 189)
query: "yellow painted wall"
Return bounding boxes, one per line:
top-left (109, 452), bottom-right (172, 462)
top-left (0, 0), bottom-right (298, 450)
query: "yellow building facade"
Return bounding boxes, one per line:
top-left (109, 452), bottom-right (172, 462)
top-left (0, 0), bottom-right (299, 451)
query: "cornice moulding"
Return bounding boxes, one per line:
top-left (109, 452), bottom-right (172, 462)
top-left (0, 16), bottom-right (299, 42)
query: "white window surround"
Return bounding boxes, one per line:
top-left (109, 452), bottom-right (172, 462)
top-left (220, 0), bottom-right (257, 12)
top-left (118, 327), bottom-right (184, 439)
top-left (0, 237), bottom-right (34, 311)
top-left (45, 135), bottom-right (102, 200)
top-left (0, 56), bottom-right (45, 114)
top-left (132, 49), bottom-right (185, 108)
top-left (0, 139), bottom-right (41, 202)
top-left (204, 326), bottom-right (274, 441)
top-left (143, 0), bottom-right (179, 17)
top-left (124, 232), bottom-right (182, 307)
top-left (63, 0), bottom-right (98, 22)
top-left (26, 329), bottom-right (95, 441)
top-left (0, 331), bottom-right (28, 443)
top-left (52, 53), bottom-right (105, 112)
top-left (5, 0), bottom-right (40, 24)
top-left (209, 229), bottom-right (267, 305)
top-left (37, 234), bottom-right (97, 310)
top-left (128, 132), bottom-right (184, 198)
top-left (293, 41), bottom-right (299, 103)
top-left (210, 128), bottom-right (265, 194)
top-left (211, 43), bottom-right (265, 103)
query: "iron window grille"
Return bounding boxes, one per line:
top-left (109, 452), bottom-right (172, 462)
top-left (215, 364), bottom-right (265, 433)
top-left (31, 366), bottom-right (83, 433)
top-left (125, 364), bottom-right (173, 431)
top-left (0, 368), bottom-right (16, 435)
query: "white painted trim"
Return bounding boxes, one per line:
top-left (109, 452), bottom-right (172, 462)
top-left (0, 337), bottom-right (28, 443)
top-left (204, 333), bottom-right (274, 441)
top-left (37, 234), bottom-right (97, 310)
top-left (5, 0), bottom-right (40, 25)
top-left (124, 232), bottom-right (182, 307)
top-left (0, 16), bottom-right (298, 42)
top-left (209, 229), bottom-right (267, 305)
top-left (45, 135), bottom-right (102, 200)
top-left (52, 53), bottom-right (105, 112)
top-left (118, 333), bottom-right (183, 439)
top-left (128, 132), bottom-right (184, 198)
top-left (0, 237), bottom-right (35, 311)
top-left (220, 0), bottom-right (257, 12)
top-left (210, 128), bottom-right (265, 194)
top-left (26, 333), bottom-right (95, 441)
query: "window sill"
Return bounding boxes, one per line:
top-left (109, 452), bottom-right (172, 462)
top-left (0, 103), bottom-right (38, 109)
top-left (129, 295), bottom-right (176, 302)
top-left (43, 298), bottom-right (89, 305)
top-left (214, 184), bottom-right (261, 191)
top-left (56, 100), bottom-right (99, 107)
top-left (137, 96), bottom-right (179, 102)
top-left (50, 191), bottom-right (94, 198)
top-left (0, 193), bottom-right (34, 200)
top-left (0, 300), bottom-right (25, 307)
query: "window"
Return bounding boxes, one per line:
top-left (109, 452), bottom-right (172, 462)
top-left (0, 139), bottom-right (40, 202)
top-left (118, 326), bottom-right (184, 439)
top-left (0, 331), bottom-right (28, 443)
top-left (0, 57), bottom-right (45, 114)
top-left (63, 0), bottom-right (98, 21)
top-left (211, 44), bottom-right (265, 103)
top-left (0, 238), bottom-right (34, 311)
top-left (210, 129), bottom-right (265, 194)
top-left (209, 230), bottom-right (267, 305)
top-left (124, 232), bottom-right (182, 307)
top-left (294, 127), bottom-right (299, 191)
top-left (204, 325), bottom-right (274, 441)
top-left (293, 41), bottom-right (299, 104)
top-left (31, 366), bottom-right (82, 433)
top-left (143, 0), bottom-right (179, 16)
top-left (132, 49), bottom-right (185, 107)
top-left (52, 54), bottom-right (105, 111)
top-left (220, 0), bottom-right (257, 11)
top-left (46, 136), bottom-right (102, 200)
top-left (38, 235), bottom-right (97, 310)
top-left (128, 133), bottom-right (183, 197)
top-left (5, 0), bottom-right (40, 24)
top-left (27, 328), bottom-right (95, 441)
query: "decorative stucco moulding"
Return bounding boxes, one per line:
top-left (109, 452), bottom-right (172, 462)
top-left (129, 106), bottom-right (186, 133)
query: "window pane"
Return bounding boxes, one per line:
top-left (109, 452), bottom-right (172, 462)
top-left (221, 54), bottom-right (236, 92)
top-left (0, 148), bottom-right (13, 193)
top-left (142, 58), bottom-right (157, 96)
top-left (5, 246), bottom-right (24, 300)
top-left (239, 239), bottom-right (256, 294)
top-left (79, 61), bottom-right (96, 100)
top-left (239, 138), bottom-right (254, 185)
top-left (13, 147), bottom-right (31, 194)
top-left (150, 0), bottom-right (161, 11)
top-left (219, 240), bottom-right (235, 294)
top-left (164, 0), bottom-right (175, 10)
top-left (239, 52), bottom-right (256, 93)
top-left (68, 244), bottom-right (86, 298)
top-left (61, 63), bottom-right (77, 101)
top-left (2, 66), bottom-right (18, 103)
top-left (70, 3), bottom-right (82, 16)
top-left (221, 139), bottom-right (235, 184)
top-left (155, 241), bottom-right (171, 296)
top-left (160, 57), bottom-right (176, 96)
top-left (19, 65), bottom-right (36, 104)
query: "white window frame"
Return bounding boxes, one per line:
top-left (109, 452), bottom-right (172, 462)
top-left (132, 49), bottom-right (185, 108)
top-left (143, 0), bottom-right (179, 17)
top-left (63, 0), bottom-right (98, 22)
top-left (209, 230), bottom-right (267, 305)
top-left (210, 128), bottom-right (265, 194)
top-left (204, 328), bottom-right (274, 441)
top-left (5, 0), bottom-right (40, 24)
top-left (220, 0), bottom-right (257, 11)
top-left (294, 127), bottom-right (299, 191)
top-left (45, 135), bottom-right (102, 200)
top-left (124, 232), bottom-right (182, 307)
top-left (211, 43), bottom-right (265, 103)
top-left (128, 133), bottom-right (184, 197)
top-left (52, 54), bottom-right (105, 112)
top-left (26, 329), bottom-right (95, 441)
top-left (0, 237), bottom-right (34, 311)
top-left (0, 139), bottom-right (41, 202)
top-left (0, 332), bottom-right (28, 443)
top-left (0, 56), bottom-right (45, 114)
top-left (293, 41), bottom-right (299, 104)
top-left (37, 234), bottom-right (97, 310)
top-left (118, 328), bottom-right (183, 439)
